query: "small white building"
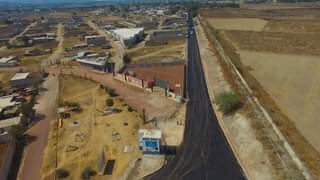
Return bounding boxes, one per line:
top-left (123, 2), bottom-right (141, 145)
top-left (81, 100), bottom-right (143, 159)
top-left (76, 52), bottom-right (110, 72)
top-left (138, 129), bottom-right (162, 154)
top-left (0, 56), bottom-right (19, 67)
top-left (0, 95), bottom-right (19, 114)
top-left (110, 28), bottom-right (144, 48)
top-left (10, 73), bottom-right (33, 88)
top-left (0, 116), bottom-right (21, 135)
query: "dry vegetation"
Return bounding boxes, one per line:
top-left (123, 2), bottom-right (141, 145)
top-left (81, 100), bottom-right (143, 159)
top-left (127, 41), bottom-right (185, 63)
top-left (0, 71), bottom-right (15, 87)
top-left (202, 8), bottom-right (320, 179)
top-left (208, 18), bottom-right (268, 31)
top-left (41, 75), bottom-right (143, 180)
top-left (224, 30), bottom-right (320, 56)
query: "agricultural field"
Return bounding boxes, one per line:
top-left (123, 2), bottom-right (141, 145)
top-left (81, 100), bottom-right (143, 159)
top-left (127, 40), bottom-right (185, 64)
top-left (41, 76), bottom-right (143, 180)
top-left (202, 8), bottom-right (320, 178)
top-left (0, 144), bottom-right (8, 168)
top-left (207, 18), bottom-right (267, 31)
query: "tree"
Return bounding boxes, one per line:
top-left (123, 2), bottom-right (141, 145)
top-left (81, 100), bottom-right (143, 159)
top-left (106, 98), bottom-right (114, 107)
top-left (122, 54), bottom-right (131, 64)
top-left (56, 168), bottom-right (69, 179)
top-left (216, 91), bottom-right (241, 114)
top-left (8, 125), bottom-right (26, 139)
top-left (82, 167), bottom-right (96, 180)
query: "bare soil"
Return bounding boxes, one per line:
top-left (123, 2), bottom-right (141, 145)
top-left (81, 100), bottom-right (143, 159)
top-left (41, 75), bottom-right (143, 180)
top-left (224, 30), bottom-right (320, 56)
top-left (0, 144), bottom-right (8, 168)
top-left (208, 18), bottom-right (268, 31)
top-left (201, 8), bottom-right (320, 178)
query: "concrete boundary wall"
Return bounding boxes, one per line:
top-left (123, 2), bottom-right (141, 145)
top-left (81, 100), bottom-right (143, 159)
top-left (198, 15), bottom-right (313, 180)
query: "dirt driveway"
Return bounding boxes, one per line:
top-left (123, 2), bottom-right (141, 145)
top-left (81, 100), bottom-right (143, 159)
top-left (46, 66), bottom-right (177, 121)
top-left (17, 76), bottom-right (59, 180)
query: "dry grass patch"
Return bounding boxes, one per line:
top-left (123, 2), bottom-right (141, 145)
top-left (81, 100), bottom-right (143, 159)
top-left (42, 75), bottom-right (143, 180)
top-left (208, 18), bottom-right (268, 31)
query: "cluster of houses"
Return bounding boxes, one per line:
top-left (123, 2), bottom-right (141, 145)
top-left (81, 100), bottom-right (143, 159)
top-left (75, 51), bottom-right (113, 72)
top-left (109, 28), bottom-right (144, 48)
top-left (0, 72), bottom-right (40, 135)
top-left (0, 72), bottom-right (41, 180)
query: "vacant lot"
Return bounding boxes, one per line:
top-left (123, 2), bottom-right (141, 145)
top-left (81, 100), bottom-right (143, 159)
top-left (208, 18), bottom-right (268, 31)
top-left (127, 42), bottom-right (185, 64)
top-left (0, 71), bottom-right (14, 87)
top-left (240, 50), bottom-right (320, 152)
top-left (203, 8), bottom-right (320, 178)
top-left (264, 19), bottom-right (320, 33)
top-left (224, 30), bottom-right (320, 56)
top-left (41, 76), bottom-right (143, 180)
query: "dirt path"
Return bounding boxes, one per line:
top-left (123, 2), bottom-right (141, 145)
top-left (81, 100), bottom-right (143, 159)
top-left (43, 23), bottom-right (64, 66)
top-left (17, 76), bottom-right (59, 180)
top-left (0, 21), bottom-right (37, 52)
top-left (87, 20), bottom-right (125, 72)
top-left (46, 65), bottom-right (177, 120)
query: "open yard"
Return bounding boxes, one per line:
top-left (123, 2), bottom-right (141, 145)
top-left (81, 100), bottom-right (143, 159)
top-left (41, 76), bottom-right (143, 180)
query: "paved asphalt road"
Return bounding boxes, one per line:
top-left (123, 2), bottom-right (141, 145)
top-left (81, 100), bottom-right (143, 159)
top-left (145, 15), bottom-right (246, 180)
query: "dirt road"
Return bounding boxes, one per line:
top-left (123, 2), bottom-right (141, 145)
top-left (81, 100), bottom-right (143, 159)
top-left (46, 65), bottom-right (176, 120)
top-left (17, 76), bottom-right (59, 180)
top-left (43, 23), bottom-right (64, 66)
top-left (87, 20), bottom-right (125, 72)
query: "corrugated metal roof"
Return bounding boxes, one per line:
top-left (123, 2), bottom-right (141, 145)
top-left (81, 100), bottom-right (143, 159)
top-left (139, 129), bottom-right (162, 139)
top-left (10, 73), bottom-right (30, 81)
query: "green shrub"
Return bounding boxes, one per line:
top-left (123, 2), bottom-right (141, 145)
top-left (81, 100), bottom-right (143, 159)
top-left (55, 168), bottom-right (69, 179)
top-left (82, 167), bottom-right (96, 180)
top-left (106, 98), bottom-right (114, 107)
top-left (216, 91), bottom-right (241, 114)
top-left (127, 106), bottom-right (134, 112)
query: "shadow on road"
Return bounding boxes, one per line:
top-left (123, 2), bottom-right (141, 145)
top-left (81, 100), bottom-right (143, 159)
top-left (160, 145), bottom-right (177, 155)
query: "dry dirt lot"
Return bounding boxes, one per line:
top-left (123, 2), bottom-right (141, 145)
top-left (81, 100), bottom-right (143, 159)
top-left (207, 18), bottom-right (268, 31)
top-left (41, 76), bottom-right (143, 180)
top-left (202, 8), bottom-right (320, 178)
top-left (0, 71), bottom-right (15, 87)
top-left (224, 30), bottom-right (320, 56)
top-left (263, 19), bottom-right (320, 33)
top-left (127, 41), bottom-right (185, 64)
top-left (240, 50), bottom-right (320, 152)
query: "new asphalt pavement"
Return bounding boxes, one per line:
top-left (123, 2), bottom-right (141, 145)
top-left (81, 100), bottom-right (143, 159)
top-left (145, 14), bottom-right (246, 180)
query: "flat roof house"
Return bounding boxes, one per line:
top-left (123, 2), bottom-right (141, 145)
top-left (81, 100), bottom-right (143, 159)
top-left (76, 52), bottom-right (111, 72)
top-left (0, 56), bottom-right (19, 67)
top-left (138, 129), bottom-right (162, 154)
top-left (10, 73), bottom-right (33, 88)
top-left (111, 28), bottom-right (144, 48)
